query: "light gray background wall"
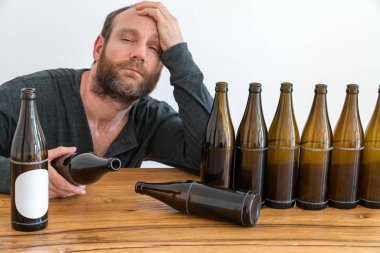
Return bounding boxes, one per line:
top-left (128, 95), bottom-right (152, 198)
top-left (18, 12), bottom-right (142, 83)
top-left (1, 0), bottom-right (380, 168)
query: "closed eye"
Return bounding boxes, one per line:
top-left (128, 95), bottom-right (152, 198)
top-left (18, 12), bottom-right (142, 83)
top-left (150, 47), bottom-right (159, 52)
top-left (121, 38), bottom-right (133, 42)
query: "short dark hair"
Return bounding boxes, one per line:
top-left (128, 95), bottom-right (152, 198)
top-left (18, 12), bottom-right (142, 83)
top-left (101, 5), bottom-right (133, 41)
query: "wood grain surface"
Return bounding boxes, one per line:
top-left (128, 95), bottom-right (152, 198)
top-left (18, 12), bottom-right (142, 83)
top-left (0, 168), bottom-right (379, 252)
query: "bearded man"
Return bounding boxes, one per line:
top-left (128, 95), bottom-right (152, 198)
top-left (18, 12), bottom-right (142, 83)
top-left (0, 2), bottom-right (212, 198)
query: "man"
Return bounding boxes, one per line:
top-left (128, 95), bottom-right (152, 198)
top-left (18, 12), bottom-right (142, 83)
top-left (0, 2), bottom-right (212, 198)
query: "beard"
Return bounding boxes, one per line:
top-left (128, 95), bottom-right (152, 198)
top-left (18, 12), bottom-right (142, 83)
top-left (93, 49), bottom-right (161, 109)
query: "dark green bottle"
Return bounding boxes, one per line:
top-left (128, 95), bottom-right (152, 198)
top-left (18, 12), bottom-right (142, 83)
top-left (297, 84), bottom-right (332, 210)
top-left (135, 180), bottom-right (261, 227)
top-left (359, 85), bottom-right (380, 208)
top-left (234, 83), bottom-right (267, 203)
top-left (200, 82), bottom-right (235, 188)
top-left (265, 82), bottom-right (300, 209)
top-left (10, 88), bottom-right (49, 231)
top-left (328, 84), bottom-right (364, 209)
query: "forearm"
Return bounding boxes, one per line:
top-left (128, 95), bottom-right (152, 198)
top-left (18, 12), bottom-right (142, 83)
top-left (0, 157), bottom-right (10, 193)
top-left (161, 43), bottom-right (213, 169)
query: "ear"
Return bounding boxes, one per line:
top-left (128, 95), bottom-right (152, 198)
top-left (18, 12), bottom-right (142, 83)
top-left (93, 35), bottom-right (105, 62)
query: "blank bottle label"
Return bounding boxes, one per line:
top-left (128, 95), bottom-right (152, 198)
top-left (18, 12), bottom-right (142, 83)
top-left (15, 169), bottom-right (48, 219)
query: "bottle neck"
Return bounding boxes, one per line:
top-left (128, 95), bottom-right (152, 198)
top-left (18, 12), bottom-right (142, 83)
top-left (334, 92), bottom-right (363, 147)
top-left (301, 92), bottom-right (332, 146)
top-left (364, 92), bottom-right (380, 145)
top-left (276, 91), bottom-right (294, 119)
top-left (309, 93), bottom-right (328, 123)
top-left (19, 99), bottom-right (38, 128)
top-left (369, 93), bottom-right (380, 125)
top-left (213, 91), bottom-right (229, 112)
top-left (211, 90), bottom-right (233, 125)
top-left (12, 97), bottom-right (47, 162)
top-left (341, 93), bottom-right (359, 119)
top-left (269, 91), bottom-right (299, 146)
top-left (246, 92), bottom-right (263, 116)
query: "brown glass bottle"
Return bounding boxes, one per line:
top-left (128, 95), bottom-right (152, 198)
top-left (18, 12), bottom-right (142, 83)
top-left (265, 82), bottom-right (300, 209)
top-left (234, 83), bottom-right (267, 203)
top-left (328, 84), bottom-right (364, 209)
top-left (135, 180), bottom-right (261, 226)
top-left (52, 152), bottom-right (121, 186)
top-left (359, 85), bottom-right (380, 208)
top-left (10, 88), bottom-right (48, 231)
top-left (297, 84), bottom-right (332, 210)
top-left (200, 82), bottom-right (235, 188)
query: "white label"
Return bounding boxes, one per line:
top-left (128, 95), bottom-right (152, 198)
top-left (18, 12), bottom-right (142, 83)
top-left (15, 169), bottom-right (48, 219)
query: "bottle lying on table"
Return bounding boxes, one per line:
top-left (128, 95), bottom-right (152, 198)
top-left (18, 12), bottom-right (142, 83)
top-left (52, 152), bottom-right (121, 185)
top-left (135, 180), bottom-right (261, 227)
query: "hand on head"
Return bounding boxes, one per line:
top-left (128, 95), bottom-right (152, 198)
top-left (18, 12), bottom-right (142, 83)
top-left (135, 1), bottom-right (184, 51)
top-left (48, 146), bottom-right (86, 198)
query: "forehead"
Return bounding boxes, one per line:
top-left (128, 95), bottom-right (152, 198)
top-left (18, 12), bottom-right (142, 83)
top-left (111, 8), bottom-right (158, 37)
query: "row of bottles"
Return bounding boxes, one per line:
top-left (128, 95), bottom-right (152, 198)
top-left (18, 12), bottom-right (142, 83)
top-left (200, 82), bottom-right (380, 210)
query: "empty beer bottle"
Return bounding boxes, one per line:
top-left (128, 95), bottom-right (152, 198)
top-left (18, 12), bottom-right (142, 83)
top-left (10, 88), bottom-right (49, 231)
top-left (328, 84), bottom-right (364, 209)
top-left (135, 180), bottom-right (261, 227)
top-left (265, 82), bottom-right (300, 209)
top-left (297, 84), bottom-right (332, 210)
top-left (200, 82), bottom-right (235, 188)
top-left (359, 85), bottom-right (380, 209)
top-left (234, 83), bottom-right (267, 203)
top-left (52, 152), bottom-right (121, 186)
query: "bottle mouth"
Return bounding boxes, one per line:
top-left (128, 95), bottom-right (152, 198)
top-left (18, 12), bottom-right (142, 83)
top-left (280, 82), bottom-right (293, 93)
top-left (110, 158), bottom-right (121, 171)
top-left (215, 81), bottom-right (228, 92)
top-left (135, 181), bottom-right (144, 193)
top-left (249, 82), bottom-right (262, 93)
top-left (315, 84), bottom-right (327, 94)
top-left (21, 87), bottom-right (36, 99)
top-left (346, 84), bottom-right (359, 94)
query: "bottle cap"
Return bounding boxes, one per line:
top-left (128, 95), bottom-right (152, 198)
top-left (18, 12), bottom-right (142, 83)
top-left (315, 84), bottom-right (327, 94)
top-left (249, 82), bottom-right (262, 93)
top-left (215, 82), bottom-right (228, 92)
top-left (21, 88), bottom-right (36, 99)
top-left (280, 82), bottom-right (293, 93)
top-left (346, 84), bottom-right (359, 94)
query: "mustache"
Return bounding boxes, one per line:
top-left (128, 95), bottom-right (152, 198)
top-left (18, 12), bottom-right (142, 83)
top-left (116, 60), bottom-right (146, 76)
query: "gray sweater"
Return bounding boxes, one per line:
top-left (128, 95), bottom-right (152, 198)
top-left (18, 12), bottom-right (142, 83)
top-left (0, 43), bottom-right (213, 193)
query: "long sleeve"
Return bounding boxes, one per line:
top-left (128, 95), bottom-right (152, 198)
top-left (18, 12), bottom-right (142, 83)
top-left (0, 87), bottom-right (19, 194)
top-left (145, 43), bottom-right (213, 173)
top-left (0, 158), bottom-right (10, 193)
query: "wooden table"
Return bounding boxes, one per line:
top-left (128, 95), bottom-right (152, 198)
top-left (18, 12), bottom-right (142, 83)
top-left (0, 168), bottom-right (379, 252)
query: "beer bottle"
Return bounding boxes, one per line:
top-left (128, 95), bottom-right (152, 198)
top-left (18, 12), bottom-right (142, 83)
top-left (135, 180), bottom-right (261, 227)
top-left (234, 83), bottom-right (267, 203)
top-left (10, 88), bottom-right (48, 231)
top-left (200, 82), bottom-right (235, 188)
top-left (328, 84), bottom-right (364, 209)
top-left (52, 152), bottom-right (121, 186)
top-left (297, 84), bottom-right (332, 210)
top-left (265, 82), bottom-right (300, 209)
top-left (359, 85), bottom-right (380, 208)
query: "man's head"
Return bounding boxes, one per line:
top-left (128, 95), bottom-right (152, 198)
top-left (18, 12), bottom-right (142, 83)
top-left (92, 5), bottom-right (163, 109)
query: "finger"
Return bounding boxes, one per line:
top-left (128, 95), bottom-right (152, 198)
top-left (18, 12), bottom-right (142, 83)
top-left (135, 1), bottom-right (171, 18)
top-left (48, 146), bottom-right (77, 161)
top-left (48, 165), bottom-right (86, 198)
top-left (136, 7), bottom-right (167, 23)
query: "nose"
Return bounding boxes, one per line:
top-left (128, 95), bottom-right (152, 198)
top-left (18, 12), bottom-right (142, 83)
top-left (130, 42), bottom-right (146, 63)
